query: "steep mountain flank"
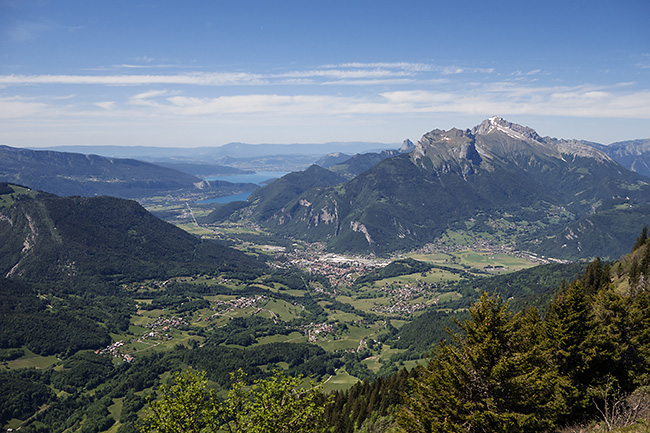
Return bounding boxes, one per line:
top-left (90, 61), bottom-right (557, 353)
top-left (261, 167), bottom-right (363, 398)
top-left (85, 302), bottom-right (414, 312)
top-left (0, 184), bottom-right (262, 291)
top-left (233, 117), bottom-right (650, 258)
top-left (203, 165), bottom-right (346, 224)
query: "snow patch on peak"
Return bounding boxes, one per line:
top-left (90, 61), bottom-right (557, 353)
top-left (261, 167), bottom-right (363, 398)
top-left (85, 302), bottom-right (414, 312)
top-left (473, 116), bottom-right (544, 143)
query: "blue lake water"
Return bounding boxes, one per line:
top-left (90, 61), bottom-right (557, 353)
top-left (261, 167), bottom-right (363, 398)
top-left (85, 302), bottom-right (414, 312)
top-left (200, 171), bottom-right (289, 204)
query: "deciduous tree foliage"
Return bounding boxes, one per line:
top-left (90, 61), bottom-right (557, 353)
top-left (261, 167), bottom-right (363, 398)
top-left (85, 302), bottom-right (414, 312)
top-left (141, 368), bottom-right (331, 433)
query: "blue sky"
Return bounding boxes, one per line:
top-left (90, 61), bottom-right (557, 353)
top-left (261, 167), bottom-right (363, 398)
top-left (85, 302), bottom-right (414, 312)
top-left (1, 0), bottom-right (649, 148)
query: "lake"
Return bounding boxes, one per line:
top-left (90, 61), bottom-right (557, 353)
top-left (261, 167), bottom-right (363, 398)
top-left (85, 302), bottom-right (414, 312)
top-left (200, 171), bottom-right (289, 204)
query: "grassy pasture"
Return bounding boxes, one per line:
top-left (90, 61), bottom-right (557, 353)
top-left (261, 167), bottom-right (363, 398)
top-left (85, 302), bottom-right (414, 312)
top-left (5, 347), bottom-right (59, 370)
top-left (322, 370), bottom-right (361, 393)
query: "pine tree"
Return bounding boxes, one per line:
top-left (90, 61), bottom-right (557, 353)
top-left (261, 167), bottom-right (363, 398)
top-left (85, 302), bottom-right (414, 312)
top-left (397, 293), bottom-right (563, 433)
top-left (541, 280), bottom-right (593, 421)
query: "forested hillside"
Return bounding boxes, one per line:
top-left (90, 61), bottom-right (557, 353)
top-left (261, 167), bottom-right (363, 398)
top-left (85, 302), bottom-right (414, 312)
top-left (0, 184), bottom-right (262, 291)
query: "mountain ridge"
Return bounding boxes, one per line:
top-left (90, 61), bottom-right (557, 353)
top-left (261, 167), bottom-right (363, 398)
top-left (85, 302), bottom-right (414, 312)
top-left (0, 145), bottom-right (255, 199)
top-left (219, 117), bottom-right (650, 259)
top-left (0, 183), bottom-right (263, 291)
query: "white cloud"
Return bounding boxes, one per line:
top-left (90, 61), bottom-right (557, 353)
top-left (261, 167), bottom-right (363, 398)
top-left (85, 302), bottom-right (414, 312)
top-left (0, 96), bottom-right (48, 118)
top-left (0, 61), bottom-right (497, 89)
top-left (277, 68), bottom-right (413, 80)
top-left (0, 72), bottom-right (267, 86)
top-left (321, 78), bottom-right (421, 86)
top-left (164, 94), bottom-right (354, 116)
top-left (131, 90), bottom-right (168, 100)
top-left (95, 101), bottom-right (116, 110)
top-left (323, 62), bottom-right (494, 75)
top-left (2, 59), bottom-right (649, 147)
top-left (5, 81), bottom-right (650, 121)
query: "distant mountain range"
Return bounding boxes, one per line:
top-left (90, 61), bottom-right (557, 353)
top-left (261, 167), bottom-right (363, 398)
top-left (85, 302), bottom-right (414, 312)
top-left (0, 145), bottom-right (257, 199)
top-left (31, 141), bottom-right (395, 165)
top-left (7, 119), bottom-right (650, 260)
top-left (208, 117), bottom-right (650, 260)
top-left (590, 139), bottom-right (650, 178)
top-left (326, 141), bottom-right (415, 180)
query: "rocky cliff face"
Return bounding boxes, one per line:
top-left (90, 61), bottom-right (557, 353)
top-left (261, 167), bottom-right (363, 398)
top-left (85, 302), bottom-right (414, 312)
top-left (412, 128), bottom-right (482, 176)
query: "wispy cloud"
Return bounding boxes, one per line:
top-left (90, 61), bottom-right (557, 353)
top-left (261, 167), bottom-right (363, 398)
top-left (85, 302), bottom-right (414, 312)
top-left (277, 68), bottom-right (413, 80)
top-left (375, 85), bottom-right (650, 119)
top-left (88, 83), bottom-right (650, 120)
top-left (4, 19), bottom-right (52, 42)
top-left (1, 60), bottom-right (648, 139)
top-left (636, 54), bottom-right (650, 69)
top-left (0, 61), bottom-right (496, 88)
top-left (0, 72), bottom-right (267, 86)
top-left (3, 80), bottom-right (649, 121)
top-left (322, 62), bottom-right (494, 75)
top-left (95, 101), bottom-right (116, 110)
top-left (0, 96), bottom-right (48, 118)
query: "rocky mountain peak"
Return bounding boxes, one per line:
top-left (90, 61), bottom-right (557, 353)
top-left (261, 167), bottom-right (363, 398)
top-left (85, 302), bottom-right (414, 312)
top-left (400, 139), bottom-right (415, 153)
top-left (409, 117), bottom-right (615, 174)
top-left (472, 116), bottom-right (545, 143)
top-left (412, 128), bottom-right (482, 175)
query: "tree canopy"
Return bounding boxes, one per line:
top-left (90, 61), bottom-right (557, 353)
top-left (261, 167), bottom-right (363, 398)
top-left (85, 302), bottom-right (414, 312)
top-left (141, 368), bottom-right (331, 433)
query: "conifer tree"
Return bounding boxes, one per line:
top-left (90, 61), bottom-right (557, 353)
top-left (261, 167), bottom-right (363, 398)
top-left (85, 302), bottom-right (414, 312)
top-left (397, 293), bottom-right (563, 433)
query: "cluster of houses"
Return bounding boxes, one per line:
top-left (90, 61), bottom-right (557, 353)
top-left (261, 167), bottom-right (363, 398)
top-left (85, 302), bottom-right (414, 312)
top-left (136, 316), bottom-right (190, 342)
top-left (414, 236), bottom-right (515, 256)
top-left (135, 330), bottom-right (171, 344)
top-left (96, 315), bottom-right (191, 362)
top-left (212, 295), bottom-right (267, 313)
top-left (274, 247), bottom-right (389, 288)
top-left (300, 322), bottom-right (335, 342)
top-left (144, 316), bottom-right (188, 330)
top-left (372, 301), bottom-right (427, 315)
top-left (377, 283), bottom-right (426, 301)
top-left (198, 296), bottom-right (268, 323)
top-left (413, 236), bottom-right (566, 265)
top-left (95, 340), bottom-right (133, 363)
